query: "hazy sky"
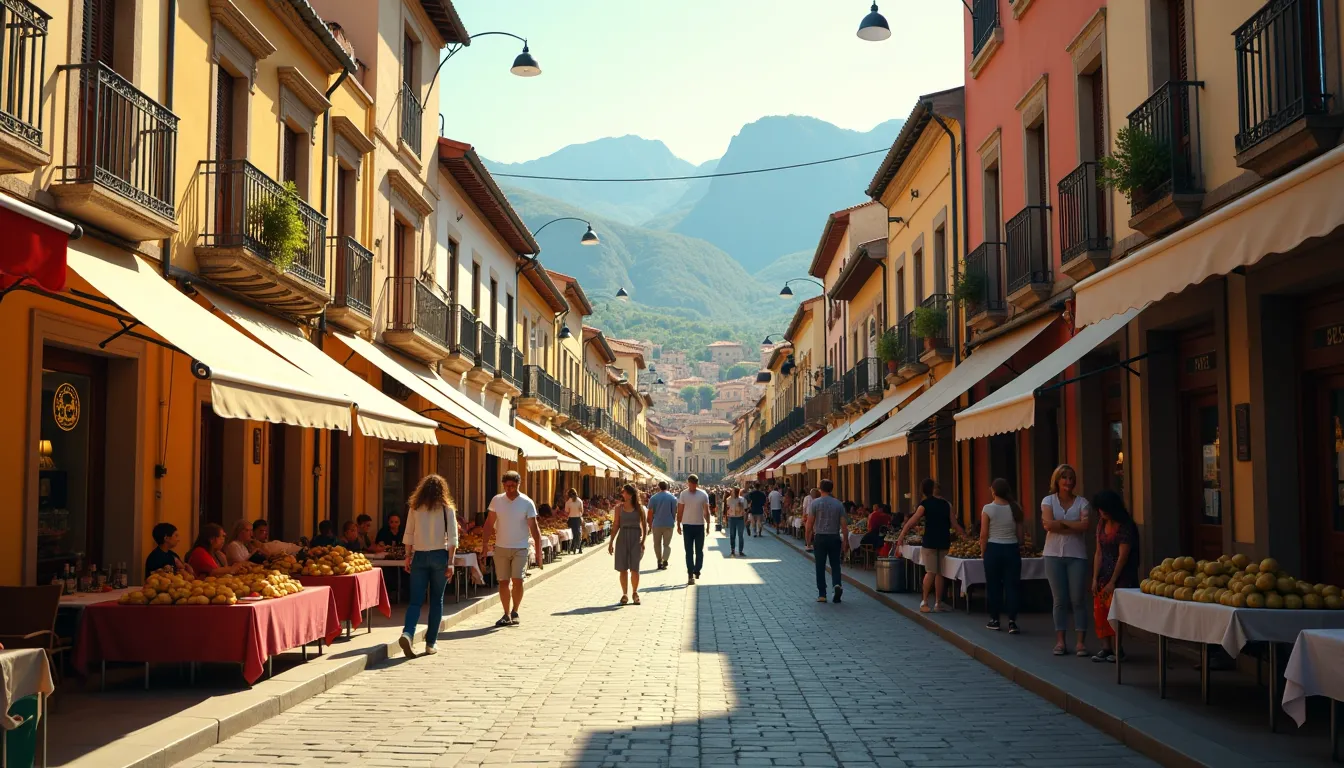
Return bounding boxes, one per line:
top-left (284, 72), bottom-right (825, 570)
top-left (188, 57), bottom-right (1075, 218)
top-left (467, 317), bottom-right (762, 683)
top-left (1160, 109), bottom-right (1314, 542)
top-left (440, 1), bottom-right (965, 166)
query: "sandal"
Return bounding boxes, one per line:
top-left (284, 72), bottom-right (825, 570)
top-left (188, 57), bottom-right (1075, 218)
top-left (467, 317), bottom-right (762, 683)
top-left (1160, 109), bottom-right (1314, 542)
top-left (1076, 646), bottom-right (1089, 658)
top-left (620, 595), bottom-right (629, 605)
top-left (495, 615), bottom-right (513, 628)
top-left (1052, 644), bottom-right (1066, 656)
top-left (632, 593), bottom-right (640, 605)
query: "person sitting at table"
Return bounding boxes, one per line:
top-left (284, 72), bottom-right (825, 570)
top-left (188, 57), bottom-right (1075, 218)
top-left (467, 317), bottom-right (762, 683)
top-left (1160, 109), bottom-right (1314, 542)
top-left (861, 503), bottom-right (892, 549)
top-left (187, 523), bottom-right (245, 577)
top-left (374, 514), bottom-right (404, 551)
top-left (224, 520), bottom-right (254, 564)
top-left (144, 522), bottom-right (193, 579)
top-left (356, 514), bottom-right (376, 551)
top-left (340, 521), bottom-right (364, 552)
top-left (309, 520), bottom-right (341, 548)
top-left (250, 519), bottom-right (269, 549)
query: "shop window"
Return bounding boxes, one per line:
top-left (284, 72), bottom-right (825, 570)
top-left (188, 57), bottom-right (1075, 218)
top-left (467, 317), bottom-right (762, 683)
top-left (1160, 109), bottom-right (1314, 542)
top-left (37, 350), bottom-right (107, 586)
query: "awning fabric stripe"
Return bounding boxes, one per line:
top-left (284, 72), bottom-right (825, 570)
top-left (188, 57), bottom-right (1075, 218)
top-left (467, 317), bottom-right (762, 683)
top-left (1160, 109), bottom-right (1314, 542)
top-left (1075, 142), bottom-right (1344, 327)
top-left (761, 430), bottom-right (822, 477)
top-left (845, 376), bottom-right (927, 437)
top-left (206, 290), bottom-right (438, 445)
top-left (68, 239), bottom-right (353, 432)
top-left (955, 307), bottom-right (1141, 441)
top-left (839, 315), bottom-right (1056, 464)
top-left (513, 418), bottom-right (586, 473)
top-left (565, 431), bottom-right (625, 478)
top-left (595, 442), bottom-right (647, 480)
top-left (334, 331), bottom-right (519, 461)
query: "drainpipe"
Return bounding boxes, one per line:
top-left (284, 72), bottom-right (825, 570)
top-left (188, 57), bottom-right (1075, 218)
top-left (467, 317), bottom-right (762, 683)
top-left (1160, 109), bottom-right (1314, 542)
top-left (925, 106), bottom-right (961, 365)
top-left (156, 0), bottom-right (178, 528)
top-left (320, 69), bottom-right (350, 217)
top-left (160, 0), bottom-right (176, 281)
top-left (313, 68), bottom-right (348, 538)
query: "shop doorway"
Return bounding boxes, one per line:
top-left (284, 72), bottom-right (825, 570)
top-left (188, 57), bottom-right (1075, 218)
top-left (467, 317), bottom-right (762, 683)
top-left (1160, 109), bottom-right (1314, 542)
top-left (1103, 367), bottom-right (1125, 495)
top-left (198, 403), bottom-right (225, 529)
top-left (38, 347), bottom-right (107, 586)
top-left (989, 432), bottom-right (1018, 492)
top-left (1180, 391), bottom-right (1223, 562)
top-left (866, 459), bottom-right (883, 506)
top-left (382, 448), bottom-right (416, 522)
top-left (267, 424), bottom-right (290, 541)
top-left (1306, 373), bottom-right (1344, 585)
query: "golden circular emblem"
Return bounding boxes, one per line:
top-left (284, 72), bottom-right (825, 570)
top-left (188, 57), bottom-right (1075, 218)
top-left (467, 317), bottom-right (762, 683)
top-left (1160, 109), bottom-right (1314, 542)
top-left (53, 382), bottom-right (80, 432)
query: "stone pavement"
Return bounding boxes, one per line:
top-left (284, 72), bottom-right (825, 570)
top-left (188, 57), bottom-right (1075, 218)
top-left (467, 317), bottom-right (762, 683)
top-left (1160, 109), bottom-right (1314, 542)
top-left (176, 529), bottom-right (1156, 768)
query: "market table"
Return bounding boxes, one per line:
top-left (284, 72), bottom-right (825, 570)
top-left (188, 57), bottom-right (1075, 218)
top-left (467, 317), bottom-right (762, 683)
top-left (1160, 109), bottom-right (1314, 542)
top-left (369, 555), bottom-right (483, 604)
top-left (298, 570), bottom-right (391, 637)
top-left (942, 555), bottom-right (1047, 609)
top-left (1109, 588), bottom-right (1344, 729)
top-left (1282, 628), bottom-right (1344, 761)
top-left (74, 586), bottom-right (341, 687)
top-left (58, 589), bottom-right (134, 608)
top-left (2, 648), bottom-right (53, 767)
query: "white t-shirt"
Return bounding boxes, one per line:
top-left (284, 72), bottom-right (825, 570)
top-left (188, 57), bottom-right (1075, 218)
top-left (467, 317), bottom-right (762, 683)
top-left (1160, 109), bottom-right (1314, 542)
top-left (490, 492), bottom-right (538, 549)
top-left (678, 489), bottom-right (710, 525)
top-left (224, 541), bottom-right (250, 565)
top-left (768, 490), bottom-right (783, 511)
top-left (564, 499), bottom-right (585, 519)
top-left (1041, 493), bottom-right (1089, 559)
top-left (981, 502), bottom-right (1019, 545)
top-left (727, 497), bottom-right (748, 518)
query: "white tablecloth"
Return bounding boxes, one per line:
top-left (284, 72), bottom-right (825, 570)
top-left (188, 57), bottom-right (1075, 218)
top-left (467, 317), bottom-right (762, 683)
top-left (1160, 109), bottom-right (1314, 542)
top-left (848, 533), bottom-right (864, 551)
top-left (584, 522), bottom-right (597, 534)
top-left (370, 555), bottom-right (484, 585)
top-left (59, 587), bottom-right (135, 607)
top-left (1283, 629), bottom-right (1344, 727)
top-left (1109, 589), bottom-right (1344, 657)
top-left (554, 528), bottom-right (573, 542)
top-left (943, 556), bottom-right (1047, 596)
top-left (1, 648), bottom-right (54, 730)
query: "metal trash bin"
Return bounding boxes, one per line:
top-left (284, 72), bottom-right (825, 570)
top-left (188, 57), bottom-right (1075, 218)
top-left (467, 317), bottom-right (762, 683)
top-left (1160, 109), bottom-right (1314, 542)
top-left (876, 557), bottom-right (905, 592)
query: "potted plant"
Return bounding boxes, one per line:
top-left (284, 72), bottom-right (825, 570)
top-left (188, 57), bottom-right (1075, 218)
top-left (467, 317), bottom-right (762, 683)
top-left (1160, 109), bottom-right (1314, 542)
top-left (913, 305), bottom-right (948, 350)
top-left (1100, 125), bottom-right (1171, 209)
top-left (953, 265), bottom-right (986, 307)
top-left (248, 181), bottom-right (308, 273)
top-left (875, 327), bottom-right (902, 373)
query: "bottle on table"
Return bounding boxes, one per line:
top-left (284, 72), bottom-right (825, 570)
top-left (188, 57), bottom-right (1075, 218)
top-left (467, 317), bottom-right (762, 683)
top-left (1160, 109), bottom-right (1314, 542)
top-left (63, 564), bottom-right (76, 595)
top-left (95, 564), bottom-right (108, 590)
top-left (50, 569), bottom-right (63, 593)
top-left (116, 562), bottom-right (128, 589)
top-left (80, 564), bottom-right (94, 593)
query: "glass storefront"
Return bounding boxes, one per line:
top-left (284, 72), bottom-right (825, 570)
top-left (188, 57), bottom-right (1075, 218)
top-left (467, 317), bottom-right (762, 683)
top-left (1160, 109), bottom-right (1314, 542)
top-left (38, 369), bottom-right (98, 585)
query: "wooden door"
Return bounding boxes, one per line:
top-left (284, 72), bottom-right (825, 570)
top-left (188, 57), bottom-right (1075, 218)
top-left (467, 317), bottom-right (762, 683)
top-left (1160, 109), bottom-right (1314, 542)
top-left (80, 0), bottom-right (116, 181)
top-left (267, 424), bottom-right (288, 542)
top-left (1180, 391), bottom-right (1223, 562)
top-left (198, 403), bottom-right (224, 529)
top-left (1307, 374), bottom-right (1344, 585)
top-left (214, 67), bottom-right (237, 239)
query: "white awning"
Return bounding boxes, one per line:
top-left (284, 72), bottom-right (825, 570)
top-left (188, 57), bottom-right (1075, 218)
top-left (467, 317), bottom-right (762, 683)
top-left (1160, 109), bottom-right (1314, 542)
top-left (334, 331), bottom-right (519, 461)
top-left (956, 307), bottom-right (1142, 441)
top-left (839, 315), bottom-right (1056, 463)
top-left (67, 239), bottom-right (353, 431)
top-left (1075, 142), bottom-right (1344, 327)
top-left (595, 441), bottom-right (648, 480)
top-left (513, 418), bottom-right (586, 473)
top-left (782, 424), bottom-right (853, 475)
top-left (205, 291), bottom-right (438, 445)
top-left (566, 431), bottom-right (627, 479)
top-left (845, 376), bottom-right (928, 438)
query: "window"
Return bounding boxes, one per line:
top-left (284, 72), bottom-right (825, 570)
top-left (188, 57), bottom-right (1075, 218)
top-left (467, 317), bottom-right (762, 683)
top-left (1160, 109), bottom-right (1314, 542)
top-left (489, 278), bottom-right (498, 329)
top-left (471, 262), bottom-right (481, 315)
top-left (1025, 120), bottom-right (1048, 206)
top-left (933, 226), bottom-right (948, 296)
top-left (447, 240), bottom-right (459, 301)
top-left (984, 161), bottom-right (1003, 240)
top-left (403, 33), bottom-right (416, 89)
top-left (913, 248), bottom-right (925, 304)
top-left (895, 267), bottom-right (905, 318)
top-left (283, 125), bottom-right (300, 186)
top-left (506, 295), bottom-right (514, 342)
top-left (336, 168), bottom-right (355, 239)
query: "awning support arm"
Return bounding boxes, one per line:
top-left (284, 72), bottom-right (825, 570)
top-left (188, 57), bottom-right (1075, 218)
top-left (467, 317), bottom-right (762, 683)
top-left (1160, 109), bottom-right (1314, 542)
top-left (14, 284), bottom-right (185, 356)
top-left (0, 276), bottom-right (30, 304)
top-left (99, 319), bottom-right (142, 349)
top-left (1034, 352), bottom-right (1153, 397)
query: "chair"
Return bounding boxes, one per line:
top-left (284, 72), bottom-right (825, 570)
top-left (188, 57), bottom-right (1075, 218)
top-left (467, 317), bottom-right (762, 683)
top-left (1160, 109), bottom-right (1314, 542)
top-left (0, 585), bottom-right (68, 687)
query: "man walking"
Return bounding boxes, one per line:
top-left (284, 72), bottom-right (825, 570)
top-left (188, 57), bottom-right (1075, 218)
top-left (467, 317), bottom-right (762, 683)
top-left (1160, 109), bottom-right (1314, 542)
top-left (807, 479), bottom-right (849, 603)
top-left (747, 483), bottom-right (767, 537)
top-left (677, 474), bottom-right (710, 585)
top-left (646, 481), bottom-right (678, 570)
top-left (767, 483), bottom-right (784, 533)
top-left (480, 471), bottom-right (545, 627)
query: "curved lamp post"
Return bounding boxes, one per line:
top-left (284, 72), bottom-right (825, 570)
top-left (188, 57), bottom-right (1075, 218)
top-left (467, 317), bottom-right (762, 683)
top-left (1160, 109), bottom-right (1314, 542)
top-left (857, 3), bottom-right (891, 41)
top-left (557, 289), bottom-right (629, 340)
top-left (533, 216), bottom-right (600, 246)
top-left (426, 31), bottom-right (540, 99)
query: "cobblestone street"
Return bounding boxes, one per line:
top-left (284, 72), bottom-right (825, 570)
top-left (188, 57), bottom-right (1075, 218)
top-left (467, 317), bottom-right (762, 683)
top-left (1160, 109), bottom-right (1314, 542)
top-left (178, 531), bottom-right (1155, 768)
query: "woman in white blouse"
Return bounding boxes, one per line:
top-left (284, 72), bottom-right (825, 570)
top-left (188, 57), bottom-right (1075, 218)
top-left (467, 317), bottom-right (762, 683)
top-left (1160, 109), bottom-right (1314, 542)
top-left (564, 488), bottom-right (586, 554)
top-left (398, 474), bottom-right (458, 659)
top-left (1041, 464), bottom-right (1091, 657)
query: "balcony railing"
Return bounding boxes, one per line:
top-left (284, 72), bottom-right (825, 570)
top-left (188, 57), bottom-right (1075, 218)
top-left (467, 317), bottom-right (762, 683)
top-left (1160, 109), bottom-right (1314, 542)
top-left (524, 365), bottom-right (562, 411)
top-left (1058, 162), bottom-right (1109, 262)
top-left (198, 159), bottom-right (327, 289)
top-left (805, 386), bottom-right (836, 423)
top-left (840, 357), bottom-right (882, 406)
top-left (567, 393), bottom-right (587, 424)
top-left (450, 305), bottom-right (478, 360)
top-left (400, 81), bottom-right (421, 154)
top-left (0, 0), bottom-right (49, 148)
top-left (963, 242), bottom-right (1007, 318)
top-left (61, 61), bottom-right (178, 219)
top-left (971, 0), bottom-right (999, 58)
top-left (330, 236), bottom-right (373, 318)
top-left (1005, 205), bottom-right (1052, 295)
top-left (1235, 0), bottom-right (1329, 154)
top-left (496, 339), bottom-right (522, 387)
top-left (918, 294), bottom-right (955, 347)
top-left (386, 277), bottom-right (450, 349)
top-left (896, 314), bottom-right (921, 366)
top-left (1127, 80), bottom-right (1202, 214)
top-left (476, 323), bottom-right (497, 374)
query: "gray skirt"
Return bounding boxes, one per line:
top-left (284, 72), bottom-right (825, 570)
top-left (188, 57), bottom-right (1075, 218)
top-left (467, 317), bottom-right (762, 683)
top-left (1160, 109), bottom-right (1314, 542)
top-left (613, 528), bottom-right (644, 571)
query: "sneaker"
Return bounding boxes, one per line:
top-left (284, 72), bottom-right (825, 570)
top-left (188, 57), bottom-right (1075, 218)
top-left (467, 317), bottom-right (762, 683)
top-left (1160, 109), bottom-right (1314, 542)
top-left (1091, 649), bottom-right (1114, 663)
top-left (816, 595), bottom-right (828, 603)
top-left (398, 634), bottom-right (415, 658)
top-left (832, 586), bottom-right (843, 604)
top-left (1007, 621), bottom-right (1020, 635)
top-left (986, 619), bottom-right (1001, 631)
top-left (688, 575), bottom-right (696, 585)
top-left (422, 645), bottom-right (438, 656)
top-left (729, 550), bottom-right (736, 557)
top-left (494, 615), bottom-right (513, 628)
top-left (509, 610), bottom-right (519, 625)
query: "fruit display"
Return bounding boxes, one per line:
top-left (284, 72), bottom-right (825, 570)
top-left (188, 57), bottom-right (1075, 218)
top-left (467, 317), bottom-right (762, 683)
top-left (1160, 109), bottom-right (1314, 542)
top-left (301, 546), bottom-right (372, 576)
top-left (949, 539), bottom-right (982, 558)
top-left (1139, 554), bottom-right (1343, 609)
top-left (848, 520), bottom-right (869, 535)
top-left (267, 553), bottom-right (301, 576)
top-left (118, 565), bottom-right (303, 606)
top-left (458, 528), bottom-right (485, 554)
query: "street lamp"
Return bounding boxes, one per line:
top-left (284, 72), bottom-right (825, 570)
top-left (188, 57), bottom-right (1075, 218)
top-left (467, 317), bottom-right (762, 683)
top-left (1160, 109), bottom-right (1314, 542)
top-left (557, 288), bottom-right (629, 340)
top-left (533, 216), bottom-right (600, 246)
top-left (857, 3), bottom-right (891, 41)
top-left (778, 277), bottom-right (824, 299)
top-left (426, 31), bottom-right (541, 98)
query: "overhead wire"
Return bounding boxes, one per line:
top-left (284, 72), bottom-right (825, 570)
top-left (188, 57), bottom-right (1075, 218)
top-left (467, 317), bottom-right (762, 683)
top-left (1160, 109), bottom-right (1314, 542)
top-left (492, 147), bottom-right (891, 183)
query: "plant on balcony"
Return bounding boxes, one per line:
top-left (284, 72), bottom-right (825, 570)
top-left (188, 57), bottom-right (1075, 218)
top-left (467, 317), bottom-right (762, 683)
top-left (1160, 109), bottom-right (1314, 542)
top-left (875, 328), bottom-right (902, 372)
top-left (913, 305), bottom-right (948, 350)
top-left (248, 181), bottom-right (308, 272)
top-left (1100, 125), bottom-right (1170, 204)
top-left (953, 265), bottom-right (986, 306)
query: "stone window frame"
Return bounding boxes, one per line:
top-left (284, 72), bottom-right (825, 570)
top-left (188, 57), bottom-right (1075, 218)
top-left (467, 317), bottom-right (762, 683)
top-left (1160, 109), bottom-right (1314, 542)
top-left (977, 128), bottom-right (1004, 242)
top-left (207, 0), bottom-right (274, 165)
top-left (277, 67), bottom-right (329, 200)
top-left (1015, 73), bottom-right (1050, 207)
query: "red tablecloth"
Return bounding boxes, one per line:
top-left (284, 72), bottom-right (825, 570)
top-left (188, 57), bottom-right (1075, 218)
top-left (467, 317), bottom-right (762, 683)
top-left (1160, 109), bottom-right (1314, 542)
top-left (74, 586), bottom-right (341, 684)
top-left (299, 570), bottom-right (391, 630)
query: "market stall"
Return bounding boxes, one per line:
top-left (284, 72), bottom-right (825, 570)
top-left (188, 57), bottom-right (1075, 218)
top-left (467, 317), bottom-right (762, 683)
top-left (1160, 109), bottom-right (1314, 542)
top-left (2, 648), bottom-right (53, 767)
top-left (1282, 628), bottom-right (1344, 762)
top-left (889, 533), bottom-right (1044, 608)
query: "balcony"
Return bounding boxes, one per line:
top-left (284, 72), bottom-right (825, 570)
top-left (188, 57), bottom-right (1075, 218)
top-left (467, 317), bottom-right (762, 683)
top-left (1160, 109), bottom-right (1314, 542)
top-left (1125, 80), bottom-right (1203, 237)
top-left (0, 0), bottom-right (50, 173)
top-left (54, 62), bottom-right (178, 242)
top-left (963, 242), bottom-right (1008, 332)
top-left (1005, 205), bottom-right (1053, 309)
top-left (465, 322), bottom-right (498, 389)
top-left (840, 357), bottom-right (883, 412)
top-left (916, 294), bottom-right (956, 367)
top-left (327, 236), bottom-right (373, 333)
top-left (895, 314), bottom-right (927, 380)
top-left (969, 0), bottom-right (1003, 77)
top-left (1058, 162), bottom-right (1111, 280)
top-left (1234, 0), bottom-right (1342, 176)
top-left (519, 365), bottom-right (562, 418)
top-left (805, 385), bottom-right (837, 425)
top-left (487, 337), bottom-right (522, 398)
top-left (444, 305), bottom-right (478, 374)
top-left (383, 277), bottom-right (450, 362)
top-left (400, 82), bottom-right (421, 156)
top-left (196, 160), bottom-right (329, 315)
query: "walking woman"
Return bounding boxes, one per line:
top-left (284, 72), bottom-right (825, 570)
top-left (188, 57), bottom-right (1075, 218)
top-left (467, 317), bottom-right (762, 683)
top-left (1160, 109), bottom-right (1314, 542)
top-left (1042, 464), bottom-right (1091, 657)
top-left (725, 487), bottom-right (748, 557)
top-left (980, 479), bottom-right (1024, 634)
top-left (1091, 490), bottom-right (1139, 663)
top-left (896, 479), bottom-right (965, 613)
top-left (608, 483), bottom-right (648, 605)
top-left (398, 474), bottom-right (457, 658)
top-left (564, 488), bottom-right (586, 554)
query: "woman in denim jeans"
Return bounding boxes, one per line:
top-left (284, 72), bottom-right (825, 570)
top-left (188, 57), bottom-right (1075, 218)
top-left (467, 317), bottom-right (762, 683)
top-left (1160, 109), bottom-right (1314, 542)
top-left (398, 474), bottom-right (458, 659)
top-left (1041, 464), bottom-right (1091, 657)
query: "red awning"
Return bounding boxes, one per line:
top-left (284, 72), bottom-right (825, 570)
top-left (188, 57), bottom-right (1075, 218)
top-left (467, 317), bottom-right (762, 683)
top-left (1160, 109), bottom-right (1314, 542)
top-left (758, 429), bottom-right (824, 476)
top-left (0, 194), bottom-right (81, 292)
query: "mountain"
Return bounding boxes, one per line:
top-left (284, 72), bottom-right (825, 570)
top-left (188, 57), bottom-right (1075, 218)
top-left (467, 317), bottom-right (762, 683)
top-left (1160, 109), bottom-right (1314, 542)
top-left (753, 250), bottom-right (821, 300)
top-left (672, 116), bottom-right (905, 273)
top-left (483, 136), bottom-right (700, 226)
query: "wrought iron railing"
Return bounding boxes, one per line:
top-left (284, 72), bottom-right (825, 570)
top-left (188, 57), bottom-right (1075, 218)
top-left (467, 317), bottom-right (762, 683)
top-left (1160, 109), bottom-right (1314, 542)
top-left (805, 386), bottom-right (836, 423)
top-left (1126, 80), bottom-right (1202, 214)
top-left (568, 393), bottom-right (587, 424)
top-left (495, 339), bottom-right (522, 386)
top-left (963, 242), bottom-right (1007, 318)
top-left (197, 159), bottom-right (327, 289)
top-left (330, 236), bottom-right (373, 318)
top-left (61, 61), bottom-right (178, 219)
top-left (917, 294), bottom-right (955, 347)
top-left (0, 0), bottom-right (48, 148)
top-left (400, 81), bottom-right (422, 154)
top-left (896, 313), bottom-right (922, 364)
top-left (840, 357), bottom-right (882, 405)
top-left (1058, 162), bottom-right (1109, 262)
top-left (524, 365), bottom-right (562, 411)
top-left (1005, 205), bottom-right (1052, 295)
top-left (386, 277), bottom-right (449, 349)
top-left (476, 323), bottom-right (497, 373)
top-left (1235, 0), bottom-right (1330, 154)
top-left (971, 0), bottom-right (1000, 58)
top-left (450, 305), bottom-right (478, 359)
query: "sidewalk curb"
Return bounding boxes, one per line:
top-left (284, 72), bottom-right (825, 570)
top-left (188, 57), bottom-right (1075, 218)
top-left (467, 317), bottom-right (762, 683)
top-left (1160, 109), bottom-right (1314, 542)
top-left (771, 529), bottom-right (1229, 768)
top-left (70, 544), bottom-right (607, 768)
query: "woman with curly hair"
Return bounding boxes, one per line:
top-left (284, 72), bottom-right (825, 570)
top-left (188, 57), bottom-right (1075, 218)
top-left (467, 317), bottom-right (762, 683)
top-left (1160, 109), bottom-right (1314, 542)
top-left (398, 474), bottom-right (458, 659)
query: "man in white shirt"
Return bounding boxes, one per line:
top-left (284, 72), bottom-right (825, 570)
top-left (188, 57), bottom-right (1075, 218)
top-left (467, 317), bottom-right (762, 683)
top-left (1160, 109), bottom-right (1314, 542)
top-left (480, 471), bottom-right (544, 627)
top-left (767, 485), bottom-right (784, 532)
top-left (676, 474), bottom-right (711, 585)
